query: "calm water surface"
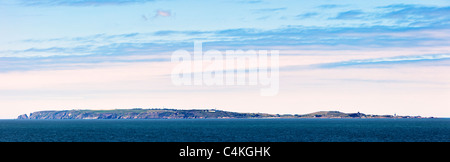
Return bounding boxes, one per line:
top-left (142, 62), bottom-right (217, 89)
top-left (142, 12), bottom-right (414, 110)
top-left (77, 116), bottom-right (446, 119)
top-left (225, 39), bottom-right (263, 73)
top-left (0, 119), bottom-right (448, 142)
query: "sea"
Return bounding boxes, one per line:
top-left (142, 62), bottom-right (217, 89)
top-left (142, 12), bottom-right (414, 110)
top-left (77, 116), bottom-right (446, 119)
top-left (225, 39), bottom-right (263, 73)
top-left (0, 118), bottom-right (448, 142)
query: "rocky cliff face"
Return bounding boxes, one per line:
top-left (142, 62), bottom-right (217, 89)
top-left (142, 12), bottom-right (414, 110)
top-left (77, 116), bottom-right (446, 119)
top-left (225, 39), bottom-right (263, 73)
top-left (19, 110), bottom-right (158, 119)
top-left (17, 114), bottom-right (28, 119)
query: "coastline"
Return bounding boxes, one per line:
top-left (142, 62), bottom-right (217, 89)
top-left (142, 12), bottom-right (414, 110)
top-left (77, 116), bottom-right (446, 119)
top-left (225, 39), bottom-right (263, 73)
top-left (16, 109), bottom-right (434, 120)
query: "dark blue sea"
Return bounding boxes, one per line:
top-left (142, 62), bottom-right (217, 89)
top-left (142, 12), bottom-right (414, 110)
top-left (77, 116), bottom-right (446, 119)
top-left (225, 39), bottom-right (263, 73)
top-left (0, 119), bottom-right (448, 142)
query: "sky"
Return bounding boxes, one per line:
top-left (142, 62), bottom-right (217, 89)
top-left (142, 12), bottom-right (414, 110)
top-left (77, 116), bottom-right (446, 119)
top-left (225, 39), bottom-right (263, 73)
top-left (0, 0), bottom-right (450, 118)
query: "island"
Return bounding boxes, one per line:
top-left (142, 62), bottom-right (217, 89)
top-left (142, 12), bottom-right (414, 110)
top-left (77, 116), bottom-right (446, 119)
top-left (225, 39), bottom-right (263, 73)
top-left (16, 109), bottom-right (428, 119)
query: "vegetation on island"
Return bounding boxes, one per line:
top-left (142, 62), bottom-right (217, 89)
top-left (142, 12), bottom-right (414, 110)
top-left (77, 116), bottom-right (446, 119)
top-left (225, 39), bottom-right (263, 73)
top-left (17, 109), bottom-right (428, 119)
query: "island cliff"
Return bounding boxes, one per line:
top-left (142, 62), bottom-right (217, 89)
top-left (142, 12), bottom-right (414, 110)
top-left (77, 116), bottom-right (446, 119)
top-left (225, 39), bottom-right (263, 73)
top-left (17, 109), bottom-right (426, 119)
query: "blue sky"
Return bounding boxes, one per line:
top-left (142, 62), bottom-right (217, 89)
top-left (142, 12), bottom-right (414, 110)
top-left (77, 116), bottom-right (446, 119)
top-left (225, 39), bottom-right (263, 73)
top-left (1, 0), bottom-right (449, 56)
top-left (0, 0), bottom-right (449, 118)
top-left (1, 0), bottom-right (450, 58)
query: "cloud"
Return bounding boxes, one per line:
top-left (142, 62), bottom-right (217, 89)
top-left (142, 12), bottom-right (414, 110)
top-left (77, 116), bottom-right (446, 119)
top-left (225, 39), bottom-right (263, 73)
top-left (296, 12), bottom-right (319, 19)
top-left (140, 10), bottom-right (171, 21)
top-left (5, 4), bottom-right (450, 65)
top-left (253, 7), bottom-right (287, 13)
top-left (4, 25), bottom-right (450, 73)
top-left (6, 23), bottom-right (450, 60)
top-left (317, 4), bottom-right (346, 9)
top-left (333, 10), bottom-right (364, 19)
top-left (210, 25), bottom-right (450, 47)
top-left (155, 10), bottom-right (171, 17)
top-left (20, 0), bottom-right (155, 6)
top-left (378, 4), bottom-right (450, 26)
top-left (317, 54), bottom-right (450, 68)
top-left (250, 7), bottom-right (286, 20)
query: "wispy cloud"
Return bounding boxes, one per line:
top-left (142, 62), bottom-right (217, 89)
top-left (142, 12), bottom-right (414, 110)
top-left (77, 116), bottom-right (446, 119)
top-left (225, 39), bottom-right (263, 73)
top-left (378, 4), bottom-right (450, 26)
top-left (317, 54), bottom-right (450, 68)
top-left (317, 4), bottom-right (347, 9)
top-left (253, 7), bottom-right (287, 13)
top-left (5, 22), bottom-right (450, 59)
top-left (141, 10), bottom-right (172, 21)
top-left (326, 4), bottom-right (450, 26)
top-left (155, 10), bottom-right (171, 17)
top-left (296, 12), bottom-right (319, 19)
top-left (333, 10), bottom-right (364, 19)
top-left (20, 0), bottom-right (155, 6)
